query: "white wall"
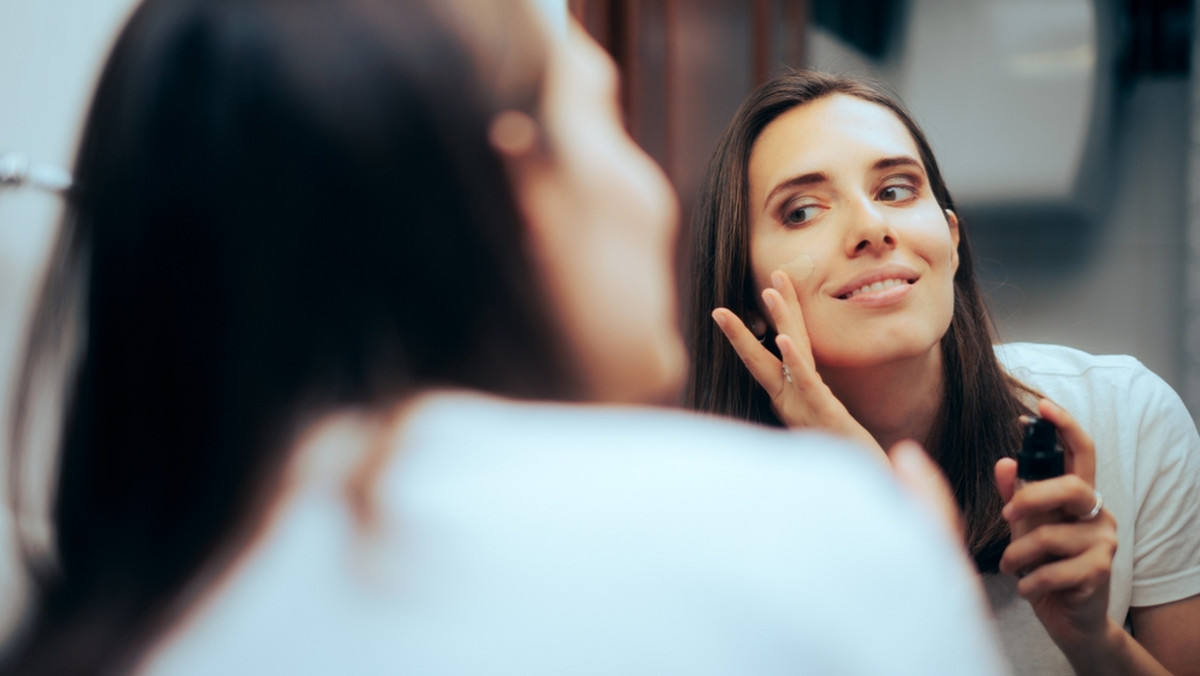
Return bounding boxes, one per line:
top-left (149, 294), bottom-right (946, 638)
top-left (0, 0), bottom-right (138, 640)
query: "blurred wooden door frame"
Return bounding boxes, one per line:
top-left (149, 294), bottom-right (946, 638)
top-left (568, 0), bottom-right (807, 218)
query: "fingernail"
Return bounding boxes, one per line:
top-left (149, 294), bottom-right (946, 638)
top-left (762, 292), bottom-right (776, 312)
top-left (710, 310), bottom-right (725, 329)
top-left (771, 270), bottom-right (787, 292)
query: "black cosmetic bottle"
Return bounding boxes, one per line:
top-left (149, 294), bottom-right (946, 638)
top-left (1011, 416), bottom-right (1065, 541)
top-left (1016, 416), bottom-right (1064, 487)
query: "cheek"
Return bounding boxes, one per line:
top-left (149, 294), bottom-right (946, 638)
top-left (778, 254), bottom-right (814, 282)
top-left (755, 236), bottom-right (826, 283)
top-left (749, 243), bottom-right (779, 297)
top-left (750, 235), bottom-right (814, 296)
top-left (902, 211), bottom-right (959, 265)
top-left (750, 240), bottom-right (829, 326)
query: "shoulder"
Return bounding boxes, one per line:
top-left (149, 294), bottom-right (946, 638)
top-left (147, 392), bottom-right (1010, 675)
top-left (993, 342), bottom-right (1181, 414)
top-left (401, 391), bottom-right (899, 504)
top-left (994, 341), bottom-right (1148, 381)
top-left (398, 393), bottom-right (984, 582)
top-left (993, 340), bottom-right (1193, 437)
top-left (992, 342), bottom-right (1198, 493)
top-left (386, 394), bottom-right (1008, 674)
top-left (393, 392), bottom-right (957, 574)
top-left (992, 344), bottom-right (1200, 547)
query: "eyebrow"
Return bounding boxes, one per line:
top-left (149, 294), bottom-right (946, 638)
top-left (761, 155), bottom-right (925, 210)
top-left (762, 172), bottom-right (827, 210)
top-left (873, 155), bottom-right (923, 172)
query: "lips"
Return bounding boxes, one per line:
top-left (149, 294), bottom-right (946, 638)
top-left (833, 267), bottom-right (919, 300)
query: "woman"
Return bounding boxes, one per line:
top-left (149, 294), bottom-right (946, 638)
top-left (687, 71), bottom-right (1200, 675)
top-left (1, 2), bottom-right (1008, 675)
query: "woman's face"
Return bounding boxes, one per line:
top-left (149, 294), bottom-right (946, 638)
top-left (747, 94), bottom-right (960, 371)
top-left (521, 21), bottom-right (684, 404)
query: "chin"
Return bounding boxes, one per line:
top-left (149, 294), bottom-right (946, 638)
top-left (649, 339), bottom-right (688, 404)
top-left (588, 334), bottom-right (687, 406)
top-left (813, 338), bottom-right (942, 371)
top-left (631, 338), bottom-right (688, 405)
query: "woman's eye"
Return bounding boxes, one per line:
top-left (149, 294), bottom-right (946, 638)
top-left (878, 184), bottom-right (916, 202)
top-left (783, 204), bottom-right (819, 226)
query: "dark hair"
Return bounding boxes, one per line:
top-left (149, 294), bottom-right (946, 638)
top-left (685, 71), bottom-right (1035, 572)
top-left (5, 0), bottom-right (566, 672)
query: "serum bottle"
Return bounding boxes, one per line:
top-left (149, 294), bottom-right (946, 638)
top-left (1017, 416), bottom-right (1064, 487)
top-left (1011, 416), bottom-right (1065, 540)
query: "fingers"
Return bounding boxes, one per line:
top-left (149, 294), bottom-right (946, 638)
top-left (1037, 398), bottom-right (1096, 485)
top-left (1010, 538), bottom-right (1115, 602)
top-left (714, 286), bottom-right (879, 454)
top-left (1000, 518), bottom-right (1118, 579)
top-left (764, 270), bottom-right (817, 401)
top-left (775, 333), bottom-right (817, 393)
top-left (890, 440), bottom-right (964, 541)
top-left (762, 270), bottom-right (813, 364)
top-left (1002, 474), bottom-right (1105, 523)
top-left (994, 458), bottom-right (1017, 504)
top-left (711, 308), bottom-right (783, 393)
top-left (1000, 462), bottom-right (1118, 600)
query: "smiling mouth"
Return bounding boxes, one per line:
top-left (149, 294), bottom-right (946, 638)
top-left (838, 278), bottom-right (915, 300)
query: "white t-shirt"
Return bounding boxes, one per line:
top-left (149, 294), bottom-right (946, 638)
top-left (143, 392), bottom-right (1009, 675)
top-left (988, 342), bottom-right (1200, 675)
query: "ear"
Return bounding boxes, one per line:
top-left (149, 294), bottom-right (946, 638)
top-left (490, 110), bottom-right (555, 243)
top-left (489, 110), bottom-right (539, 157)
top-left (944, 208), bottom-right (960, 271)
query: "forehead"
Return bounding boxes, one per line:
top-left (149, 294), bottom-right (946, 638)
top-left (748, 94), bottom-right (922, 192)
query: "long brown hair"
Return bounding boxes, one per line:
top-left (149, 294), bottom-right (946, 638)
top-left (685, 71), bottom-right (1034, 571)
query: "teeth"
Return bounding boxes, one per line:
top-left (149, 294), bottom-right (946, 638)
top-left (845, 278), bottom-right (907, 299)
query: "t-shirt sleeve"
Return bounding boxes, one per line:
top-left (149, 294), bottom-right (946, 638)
top-left (1129, 365), bottom-right (1200, 607)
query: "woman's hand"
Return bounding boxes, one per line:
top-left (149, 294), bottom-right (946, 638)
top-left (712, 270), bottom-right (884, 459)
top-left (994, 399), bottom-right (1124, 669)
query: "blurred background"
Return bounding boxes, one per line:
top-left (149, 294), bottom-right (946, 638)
top-left (1, 0), bottom-right (1197, 636)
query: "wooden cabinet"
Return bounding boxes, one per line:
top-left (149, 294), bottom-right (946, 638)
top-left (570, 0), bottom-right (807, 220)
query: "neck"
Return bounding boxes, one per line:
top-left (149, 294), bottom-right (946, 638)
top-left (819, 348), bottom-right (945, 453)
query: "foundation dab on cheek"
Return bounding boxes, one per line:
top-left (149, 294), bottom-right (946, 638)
top-left (778, 254), bottom-right (814, 283)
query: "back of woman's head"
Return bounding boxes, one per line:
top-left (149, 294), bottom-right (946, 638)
top-left (6, 0), bottom-right (568, 671)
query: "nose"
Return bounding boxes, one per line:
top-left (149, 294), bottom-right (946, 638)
top-left (844, 197), bottom-right (895, 256)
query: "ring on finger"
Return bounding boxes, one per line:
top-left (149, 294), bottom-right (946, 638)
top-left (1080, 489), bottom-right (1103, 521)
top-left (783, 364), bottom-right (793, 384)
